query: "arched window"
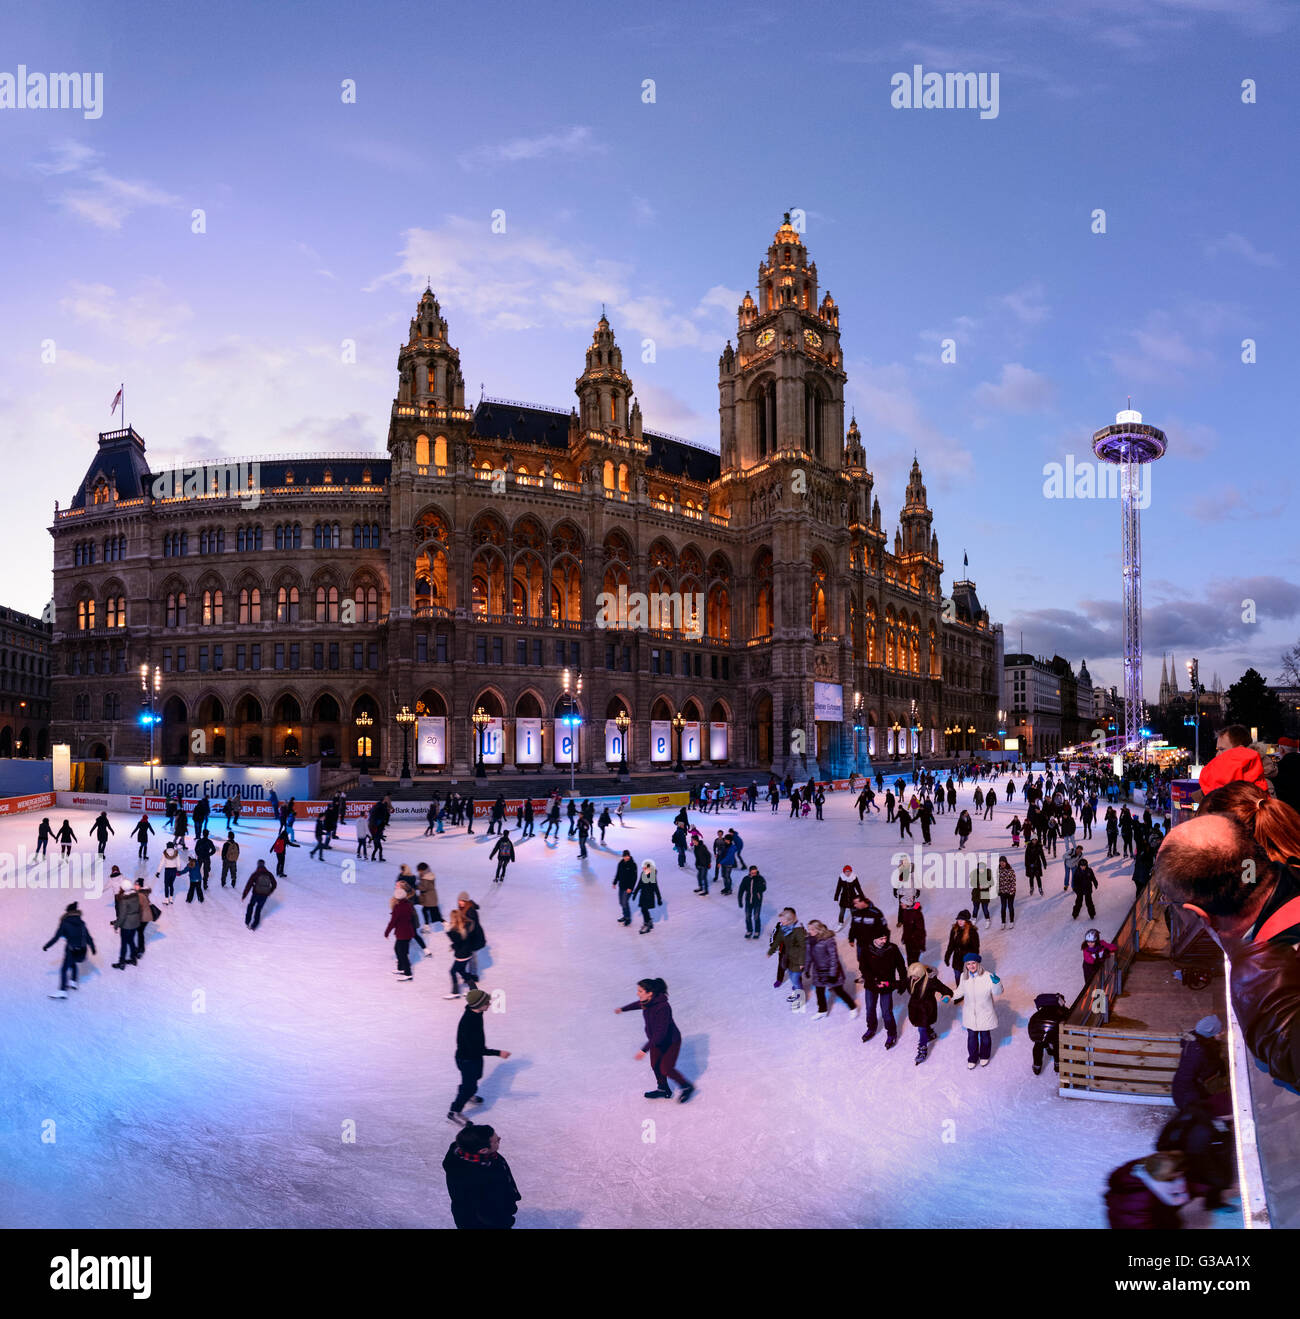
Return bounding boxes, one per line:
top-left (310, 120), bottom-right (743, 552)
top-left (603, 460), bottom-right (615, 491)
top-left (315, 585), bottom-right (339, 622)
top-left (354, 585), bottom-right (379, 622)
top-left (416, 434), bottom-right (431, 468)
top-left (434, 435), bottom-right (448, 468)
top-left (202, 589), bottom-right (224, 625)
top-left (276, 585), bottom-right (300, 622)
top-left (239, 588), bottom-right (261, 624)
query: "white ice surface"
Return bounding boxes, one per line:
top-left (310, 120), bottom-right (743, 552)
top-left (0, 782), bottom-right (1223, 1227)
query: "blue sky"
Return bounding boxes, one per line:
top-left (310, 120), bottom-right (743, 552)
top-left (1, 0), bottom-right (1295, 698)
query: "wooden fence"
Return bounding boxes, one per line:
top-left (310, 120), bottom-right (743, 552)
top-left (1058, 879), bottom-right (1181, 1102)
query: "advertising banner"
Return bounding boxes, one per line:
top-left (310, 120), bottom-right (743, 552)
top-left (649, 720), bottom-right (671, 763)
top-left (53, 745), bottom-right (72, 792)
top-left (416, 717), bottom-right (447, 766)
top-left (709, 722), bottom-right (728, 761)
top-left (681, 721), bottom-right (701, 762)
top-left (553, 719), bottom-right (579, 765)
top-left (604, 720), bottom-right (628, 764)
top-left (516, 718), bottom-right (542, 765)
top-left (0, 790), bottom-right (56, 815)
top-left (813, 681), bottom-right (843, 722)
top-left (108, 763), bottom-right (318, 801)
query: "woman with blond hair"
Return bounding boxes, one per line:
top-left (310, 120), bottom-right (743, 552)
top-left (804, 919), bottom-right (857, 1021)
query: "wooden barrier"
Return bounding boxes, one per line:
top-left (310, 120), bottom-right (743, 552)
top-left (1057, 880), bottom-right (1184, 1103)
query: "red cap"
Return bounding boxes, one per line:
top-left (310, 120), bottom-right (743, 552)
top-left (842, 865), bottom-right (853, 873)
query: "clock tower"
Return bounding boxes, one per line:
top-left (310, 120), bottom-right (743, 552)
top-left (718, 214), bottom-right (846, 472)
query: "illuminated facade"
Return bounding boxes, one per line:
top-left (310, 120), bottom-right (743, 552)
top-left (50, 217), bottom-right (1001, 776)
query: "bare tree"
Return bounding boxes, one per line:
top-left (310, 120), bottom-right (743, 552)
top-left (1282, 641), bottom-right (1300, 686)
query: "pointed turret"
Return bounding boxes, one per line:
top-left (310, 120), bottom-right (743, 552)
top-left (576, 313), bottom-right (634, 432)
top-left (396, 286), bottom-right (464, 408)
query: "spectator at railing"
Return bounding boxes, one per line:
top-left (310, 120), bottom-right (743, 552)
top-left (1154, 803), bottom-right (1300, 1090)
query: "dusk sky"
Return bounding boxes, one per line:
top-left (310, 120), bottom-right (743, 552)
top-left (1, 0), bottom-right (1295, 697)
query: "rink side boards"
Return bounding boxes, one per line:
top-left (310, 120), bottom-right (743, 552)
top-left (0, 791), bottom-right (56, 815)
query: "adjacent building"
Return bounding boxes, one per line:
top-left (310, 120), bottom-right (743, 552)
top-left (0, 604), bottom-right (53, 759)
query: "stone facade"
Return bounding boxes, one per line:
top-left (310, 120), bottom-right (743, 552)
top-left (50, 216), bottom-right (1001, 776)
top-left (0, 604), bottom-right (53, 759)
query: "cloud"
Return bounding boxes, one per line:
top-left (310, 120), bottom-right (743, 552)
top-left (33, 141), bottom-right (180, 230)
top-left (631, 195), bottom-right (656, 226)
top-left (1100, 305), bottom-right (1233, 385)
top-left (973, 362), bottom-right (1056, 413)
top-left (60, 278), bottom-right (194, 348)
top-left (998, 282), bottom-right (1049, 326)
top-left (1189, 483), bottom-right (1285, 522)
top-left (1204, 232), bottom-right (1280, 268)
top-left (457, 125), bottom-right (604, 173)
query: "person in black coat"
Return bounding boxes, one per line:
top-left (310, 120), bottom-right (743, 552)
top-left (906, 963), bottom-right (954, 1064)
top-left (42, 902), bottom-right (95, 997)
top-left (846, 896), bottom-right (888, 952)
top-left (489, 831), bottom-right (515, 883)
top-left (1027, 992), bottom-right (1069, 1075)
top-left (615, 977), bottom-right (693, 1101)
top-left (858, 931), bottom-right (906, 1048)
top-left (692, 838), bottom-right (712, 894)
top-left (898, 899), bottom-right (926, 966)
top-left (448, 988), bottom-right (511, 1123)
top-left (1070, 858), bottom-right (1100, 919)
top-left (443, 1124), bottom-right (521, 1229)
top-left (612, 851), bottom-right (638, 925)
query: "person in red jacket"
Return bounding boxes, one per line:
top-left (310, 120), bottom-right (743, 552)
top-left (1081, 928), bottom-right (1118, 986)
top-left (1104, 1152), bottom-right (1189, 1229)
top-left (1199, 724), bottom-right (1269, 797)
top-left (384, 886), bottom-right (419, 981)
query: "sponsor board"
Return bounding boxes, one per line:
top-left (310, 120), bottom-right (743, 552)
top-left (631, 792), bottom-right (689, 810)
top-left (0, 790), bottom-right (56, 815)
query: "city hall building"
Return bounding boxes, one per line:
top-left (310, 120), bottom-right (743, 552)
top-left (49, 217), bottom-right (1001, 778)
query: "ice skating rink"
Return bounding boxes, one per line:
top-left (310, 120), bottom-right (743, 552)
top-left (2, 782), bottom-right (1203, 1227)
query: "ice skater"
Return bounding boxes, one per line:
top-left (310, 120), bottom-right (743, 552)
top-left (385, 881), bottom-right (419, 981)
top-left (111, 875), bottom-right (141, 968)
top-left (42, 901), bottom-right (95, 998)
top-left (906, 962), bottom-right (953, 1065)
top-left (489, 830), bottom-right (515, 883)
top-left (35, 816), bottom-right (52, 857)
top-left (834, 865), bottom-right (865, 927)
top-left (805, 920), bottom-right (857, 1021)
top-left (445, 907), bottom-right (481, 998)
top-left (416, 863), bottom-right (443, 928)
top-left (633, 859), bottom-right (663, 933)
top-left (737, 865), bottom-right (766, 939)
top-left (613, 850), bottom-right (638, 926)
top-left (131, 812), bottom-right (154, 860)
top-left (443, 1124), bottom-right (521, 1229)
top-left (448, 988), bottom-right (511, 1125)
top-left (945, 952), bottom-right (1003, 1069)
top-left (157, 843), bottom-right (180, 904)
top-left (55, 819), bottom-right (77, 859)
top-left (614, 978), bottom-right (693, 1102)
top-left (242, 860), bottom-right (277, 929)
top-left (220, 832), bottom-right (240, 888)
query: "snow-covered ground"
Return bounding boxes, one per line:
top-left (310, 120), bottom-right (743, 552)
top-left (1, 778), bottom-right (1225, 1228)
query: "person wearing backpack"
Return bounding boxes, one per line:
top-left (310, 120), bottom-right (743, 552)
top-left (42, 902), bottom-right (96, 998)
top-left (220, 832), bottom-right (240, 889)
top-left (242, 861), bottom-right (278, 930)
top-left (489, 830), bottom-right (515, 884)
top-left (737, 865), bottom-right (767, 939)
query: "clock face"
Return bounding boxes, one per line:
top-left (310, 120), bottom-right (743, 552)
top-left (755, 328), bottom-right (775, 348)
top-left (804, 329), bottom-right (823, 350)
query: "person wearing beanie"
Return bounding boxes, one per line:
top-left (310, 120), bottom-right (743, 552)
top-left (1171, 1015), bottom-right (1229, 1116)
top-left (111, 876), bottom-right (142, 969)
top-left (384, 879), bottom-right (420, 981)
top-left (241, 860), bottom-right (278, 929)
top-left (614, 978), bottom-right (694, 1102)
top-left (996, 856), bottom-right (1018, 927)
top-left (42, 902), bottom-right (96, 998)
top-left (944, 952), bottom-right (1003, 1069)
top-left (633, 860), bottom-right (663, 934)
top-left (1070, 854), bottom-right (1099, 919)
top-left (833, 865), bottom-right (865, 928)
top-left (442, 1124), bottom-right (521, 1229)
top-left (943, 911), bottom-right (980, 979)
top-left (448, 988), bottom-right (511, 1125)
top-left (1200, 725), bottom-right (1269, 798)
top-left (906, 962), bottom-right (954, 1064)
top-left (954, 808), bottom-right (973, 850)
top-left (613, 851), bottom-right (639, 924)
top-left (132, 878), bottom-right (155, 958)
top-left (858, 928), bottom-right (904, 1046)
top-left (130, 812), bottom-right (155, 860)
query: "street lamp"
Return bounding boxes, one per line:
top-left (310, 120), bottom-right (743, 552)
top-left (852, 690), bottom-right (864, 774)
top-left (909, 697), bottom-right (919, 778)
top-left (890, 720), bottom-right (902, 762)
top-left (614, 709), bottom-right (630, 778)
top-left (561, 668), bottom-right (583, 793)
top-left (472, 705), bottom-right (490, 780)
top-left (967, 724), bottom-right (977, 759)
top-left (1185, 658), bottom-right (1202, 772)
top-left (138, 663), bottom-right (161, 766)
top-left (672, 711), bottom-right (685, 773)
top-left (396, 704), bottom-right (415, 785)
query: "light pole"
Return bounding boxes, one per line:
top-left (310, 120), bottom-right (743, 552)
top-left (1185, 658), bottom-right (1202, 772)
top-left (561, 668), bottom-right (582, 793)
top-left (852, 690), bottom-right (863, 774)
top-left (614, 709), bottom-right (630, 778)
top-left (967, 724), bottom-right (977, 760)
top-left (909, 697), bottom-right (919, 779)
top-left (472, 705), bottom-right (490, 781)
top-left (139, 663), bottom-right (161, 766)
top-left (890, 720), bottom-right (902, 762)
top-left (396, 704), bottom-right (415, 785)
top-left (672, 711), bottom-right (685, 774)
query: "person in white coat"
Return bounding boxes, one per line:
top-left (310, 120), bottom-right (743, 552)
top-left (945, 951), bottom-right (1004, 1069)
